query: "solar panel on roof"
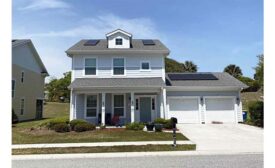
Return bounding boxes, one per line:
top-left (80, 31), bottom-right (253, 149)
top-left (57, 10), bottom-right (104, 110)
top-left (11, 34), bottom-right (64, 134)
top-left (168, 73), bottom-right (218, 81)
top-left (84, 40), bottom-right (99, 46)
top-left (142, 39), bottom-right (155, 45)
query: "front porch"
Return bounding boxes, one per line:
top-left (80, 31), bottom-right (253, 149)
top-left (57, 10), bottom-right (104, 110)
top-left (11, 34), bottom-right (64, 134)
top-left (70, 88), bottom-right (167, 125)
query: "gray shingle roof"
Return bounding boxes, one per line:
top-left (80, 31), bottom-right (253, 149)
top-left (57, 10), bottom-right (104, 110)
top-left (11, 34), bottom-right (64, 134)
top-left (66, 39), bottom-right (170, 55)
top-left (69, 77), bottom-right (165, 89)
top-left (165, 72), bottom-right (248, 88)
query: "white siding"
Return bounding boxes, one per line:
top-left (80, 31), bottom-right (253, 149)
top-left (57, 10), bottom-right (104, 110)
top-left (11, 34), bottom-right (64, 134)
top-left (72, 54), bottom-right (165, 80)
top-left (108, 32), bottom-right (130, 48)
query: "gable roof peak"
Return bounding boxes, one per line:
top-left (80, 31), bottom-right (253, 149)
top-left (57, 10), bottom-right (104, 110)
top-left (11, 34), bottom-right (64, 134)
top-left (106, 29), bottom-right (132, 37)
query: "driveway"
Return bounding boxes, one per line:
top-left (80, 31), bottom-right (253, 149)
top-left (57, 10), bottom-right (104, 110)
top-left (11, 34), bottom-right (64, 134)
top-left (178, 124), bottom-right (263, 153)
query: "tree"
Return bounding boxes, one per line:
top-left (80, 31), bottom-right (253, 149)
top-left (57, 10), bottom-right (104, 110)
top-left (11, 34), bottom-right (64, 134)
top-left (223, 64), bottom-right (243, 78)
top-left (254, 54), bottom-right (263, 88)
top-left (45, 72), bottom-right (71, 102)
top-left (182, 61), bottom-right (198, 72)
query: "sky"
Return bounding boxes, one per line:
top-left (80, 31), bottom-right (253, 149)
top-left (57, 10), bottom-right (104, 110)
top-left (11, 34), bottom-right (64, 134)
top-left (12, 0), bottom-right (263, 81)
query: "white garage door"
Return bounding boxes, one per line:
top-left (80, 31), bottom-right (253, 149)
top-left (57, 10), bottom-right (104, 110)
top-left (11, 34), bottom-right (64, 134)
top-left (205, 97), bottom-right (236, 123)
top-left (168, 98), bottom-right (200, 123)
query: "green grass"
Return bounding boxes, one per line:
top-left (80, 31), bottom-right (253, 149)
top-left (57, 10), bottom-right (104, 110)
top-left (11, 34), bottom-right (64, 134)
top-left (13, 102), bottom-right (188, 144)
top-left (12, 144), bottom-right (196, 155)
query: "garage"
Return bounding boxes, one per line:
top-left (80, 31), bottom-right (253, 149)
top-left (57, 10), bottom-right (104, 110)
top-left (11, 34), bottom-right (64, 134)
top-left (168, 97), bottom-right (200, 123)
top-left (205, 97), bottom-right (236, 123)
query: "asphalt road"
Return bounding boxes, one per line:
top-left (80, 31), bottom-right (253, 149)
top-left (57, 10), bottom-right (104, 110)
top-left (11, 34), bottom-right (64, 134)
top-left (13, 154), bottom-right (263, 168)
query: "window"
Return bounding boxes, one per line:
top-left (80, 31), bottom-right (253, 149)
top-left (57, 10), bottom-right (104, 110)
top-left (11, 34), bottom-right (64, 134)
top-left (141, 62), bottom-right (150, 70)
top-left (115, 38), bottom-right (123, 45)
top-left (21, 71), bottom-right (24, 83)
top-left (152, 98), bottom-right (155, 110)
top-left (114, 95), bottom-right (124, 117)
top-left (12, 80), bottom-right (15, 98)
top-left (135, 99), bottom-right (139, 110)
top-left (86, 95), bottom-right (97, 117)
top-left (113, 58), bottom-right (125, 75)
top-left (20, 98), bottom-right (25, 115)
top-left (85, 58), bottom-right (96, 75)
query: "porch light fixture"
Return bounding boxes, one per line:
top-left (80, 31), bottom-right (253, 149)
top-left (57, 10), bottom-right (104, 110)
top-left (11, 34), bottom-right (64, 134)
top-left (236, 97), bottom-right (240, 102)
top-left (200, 97), bottom-right (203, 102)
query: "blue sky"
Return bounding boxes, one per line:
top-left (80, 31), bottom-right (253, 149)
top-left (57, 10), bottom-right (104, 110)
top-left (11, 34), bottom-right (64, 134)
top-left (12, 0), bottom-right (263, 80)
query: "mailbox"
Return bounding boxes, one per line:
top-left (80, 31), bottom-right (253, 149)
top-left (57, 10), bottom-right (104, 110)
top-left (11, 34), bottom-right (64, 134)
top-left (171, 117), bottom-right (177, 129)
top-left (171, 117), bottom-right (178, 147)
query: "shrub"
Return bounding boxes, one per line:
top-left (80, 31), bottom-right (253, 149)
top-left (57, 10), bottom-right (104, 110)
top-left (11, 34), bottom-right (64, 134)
top-left (53, 123), bottom-right (70, 133)
top-left (70, 119), bottom-right (88, 130)
top-left (74, 123), bottom-right (96, 132)
top-left (45, 117), bottom-right (69, 130)
top-left (248, 101), bottom-right (264, 127)
top-left (154, 118), bottom-right (172, 129)
top-left (126, 122), bottom-right (145, 131)
top-left (154, 123), bottom-right (163, 132)
top-left (12, 109), bottom-right (18, 124)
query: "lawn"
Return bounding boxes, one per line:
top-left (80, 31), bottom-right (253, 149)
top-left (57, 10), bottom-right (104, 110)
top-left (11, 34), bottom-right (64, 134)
top-left (13, 102), bottom-right (188, 144)
top-left (12, 144), bottom-right (196, 155)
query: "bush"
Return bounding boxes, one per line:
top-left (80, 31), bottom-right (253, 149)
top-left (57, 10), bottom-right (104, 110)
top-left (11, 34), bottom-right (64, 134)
top-left (126, 122), bottom-right (145, 131)
top-left (12, 109), bottom-right (19, 124)
top-left (74, 123), bottom-right (96, 132)
top-left (45, 117), bottom-right (69, 130)
top-left (248, 101), bottom-right (264, 127)
top-left (70, 119), bottom-right (88, 130)
top-left (154, 123), bottom-right (163, 132)
top-left (53, 123), bottom-right (70, 133)
top-left (154, 118), bottom-right (172, 129)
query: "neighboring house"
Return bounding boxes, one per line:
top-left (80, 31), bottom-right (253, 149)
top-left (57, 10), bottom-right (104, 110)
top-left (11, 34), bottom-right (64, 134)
top-left (66, 29), bottom-right (247, 125)
top-left (12, 39), bottom-right (49, 121)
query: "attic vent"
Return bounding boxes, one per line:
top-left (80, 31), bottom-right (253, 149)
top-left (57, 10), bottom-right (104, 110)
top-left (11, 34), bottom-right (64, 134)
top-left (168, 73), bottom-right (218, 81)
top-left (84, 40), bottom-right (99, 46)
top-left (142, 39), bottom-right (155, 45)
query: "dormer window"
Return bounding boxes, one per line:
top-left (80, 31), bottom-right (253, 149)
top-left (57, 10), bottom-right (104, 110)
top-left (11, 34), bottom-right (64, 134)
top-left (116, 38), bottom-right (123, 45)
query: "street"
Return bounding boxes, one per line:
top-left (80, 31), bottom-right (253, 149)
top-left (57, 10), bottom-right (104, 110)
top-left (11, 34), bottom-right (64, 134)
top-left (13, 154), bottom-right (263, 168)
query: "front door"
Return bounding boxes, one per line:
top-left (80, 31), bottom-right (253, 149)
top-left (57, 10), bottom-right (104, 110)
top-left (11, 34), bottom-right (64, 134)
top-left (140, 97), bottom-right (151, 122)
top-left (36, 99), bottom-right (43, 119)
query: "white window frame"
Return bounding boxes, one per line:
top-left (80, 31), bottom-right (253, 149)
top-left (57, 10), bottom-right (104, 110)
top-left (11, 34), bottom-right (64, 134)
top-left (115, 38), bottom-right (123, 45)
top-left (20, 98), bottom-right (25, 115)
top-left (83, 57), bottom-right (98, 76)
top-left (112, 94), bottom-right (126, 118)
top-left (21, 71), bottom-right (25, 83)
top-left (12, 79), bottom-right (16, 98)
top-left (140, 61), bottom-right (151, 71)
top-left (112, 57), bottom-right (126, 76)
top-left (84, 94), bottom-right (98, 119)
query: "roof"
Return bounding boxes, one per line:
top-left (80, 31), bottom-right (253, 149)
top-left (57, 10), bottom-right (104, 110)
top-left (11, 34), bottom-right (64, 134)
top-left (106, 29), bottom-right (132, 37)
top-left (12, 39), bottom-right (49, 76)
top-left (165, 72), bottom-right (248, 88)
top-left (66, 39), bottom-right (170, 56)
top-left (69, 77), bottom-right (165, 89)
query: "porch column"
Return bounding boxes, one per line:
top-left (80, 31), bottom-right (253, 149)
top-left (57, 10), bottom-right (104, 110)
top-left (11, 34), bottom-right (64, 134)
top-left (69, 89), bottom-right (74, 121)
top-left (101, 92), bottom-right (106, 125)
top-left (160, 88), bottom-right (164, 118)
top-left (74, 93), bottom-right (77, 119)
top-left (163, 88), bottom-right (167, 119)
top-left (131, 92), bottom-right (135, 123)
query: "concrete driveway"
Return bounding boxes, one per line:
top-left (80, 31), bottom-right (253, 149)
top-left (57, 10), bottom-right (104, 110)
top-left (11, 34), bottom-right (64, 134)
top-left (177, 124), bottom-right (263, 153)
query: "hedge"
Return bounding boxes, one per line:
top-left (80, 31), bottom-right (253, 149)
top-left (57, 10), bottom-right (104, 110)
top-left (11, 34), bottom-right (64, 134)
top-left (74, 123), bottom-right (96, 132)
top-left (248, 101), bottom-right (264, 127)
top-left (70, 119), bottom-right (88, 130)
top-left (126, 122), bottom-right (145, 131)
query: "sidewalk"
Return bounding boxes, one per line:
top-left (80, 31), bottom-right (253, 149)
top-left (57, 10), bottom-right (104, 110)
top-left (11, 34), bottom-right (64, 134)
top-left (12, 141), bottom-right (195, 149)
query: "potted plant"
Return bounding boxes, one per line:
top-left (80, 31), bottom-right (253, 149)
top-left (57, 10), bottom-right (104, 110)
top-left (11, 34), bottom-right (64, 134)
top-left (146, 122), bottom-right (154, 131)
top-left (154, 123), bottom-right (163, 132)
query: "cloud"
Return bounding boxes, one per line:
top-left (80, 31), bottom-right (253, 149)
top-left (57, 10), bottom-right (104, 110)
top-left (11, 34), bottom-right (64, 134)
top-left (19, 0), bottom-right (71, 11)
top-left (24, 14), bottom-right (162, 39)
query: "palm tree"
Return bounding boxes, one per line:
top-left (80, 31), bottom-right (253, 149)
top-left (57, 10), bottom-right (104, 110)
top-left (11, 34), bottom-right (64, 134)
top-left (182, 61), bottom-right (198, 72)
top-left (223, 64), bottom-right (243, 78)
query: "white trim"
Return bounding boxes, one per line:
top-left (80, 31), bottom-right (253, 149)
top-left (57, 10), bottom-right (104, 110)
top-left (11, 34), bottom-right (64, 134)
top-left (167, 96), bottom-right (201, 124)
top-left (20, 97), bottom-right (25, 115)
top-left (140, 61), bottom-right (151, 71)
top-left (112, 93), bottom-right (126, 118)
top-left (203, 96), bottom-right (237, 123)
top-left (106, 29), bottom-right (132, 37)
top-left (84, 94), bottom-right (99, 119)
top-left (112, 57), bottom-right (126, 76)
top-left (83, 57), bottom-right (98, 77)
top-left (70, 89), bottom-right (73, 121)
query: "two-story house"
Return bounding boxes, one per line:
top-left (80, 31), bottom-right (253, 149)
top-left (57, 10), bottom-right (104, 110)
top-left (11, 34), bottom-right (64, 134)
top-left (66, 29), bottom-right (247, 125)
top-left (12, 39), bottom-right (49, 121)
